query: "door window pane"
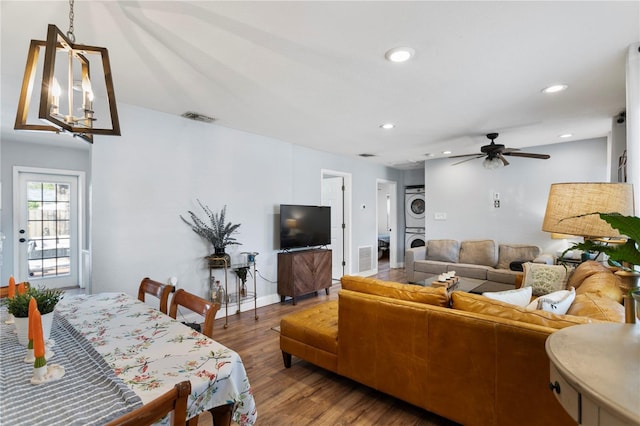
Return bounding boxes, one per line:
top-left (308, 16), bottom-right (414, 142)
top-left (26, 181), bottom-right (71, 278)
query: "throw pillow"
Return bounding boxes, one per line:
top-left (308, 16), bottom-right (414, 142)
top-left (426, 240), bottom-right (460, 263)
top-left (522, 262), bottom-right (571, 296)
top-left (458, 240), bottom-right (497, 266)
top-left (528, 287), bottom-right (576, 315)
top-left (482, 286), bottom-right (532, 307)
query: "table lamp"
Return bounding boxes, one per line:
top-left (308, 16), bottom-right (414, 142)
top-left (542, 182), bottom-right (635, 238)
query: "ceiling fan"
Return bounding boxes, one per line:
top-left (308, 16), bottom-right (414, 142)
top-left (449, 133), bottom-right (550, 168)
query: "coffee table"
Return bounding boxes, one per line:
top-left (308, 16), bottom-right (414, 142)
top-left (416, 275), bottom-right (514, 294)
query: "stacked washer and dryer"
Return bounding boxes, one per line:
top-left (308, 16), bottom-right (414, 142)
top-left (405, 185), bottom-right (426, 248)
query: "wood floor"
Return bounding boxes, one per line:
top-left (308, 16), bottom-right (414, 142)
top-left (201, 267), bottom-right (460, 426)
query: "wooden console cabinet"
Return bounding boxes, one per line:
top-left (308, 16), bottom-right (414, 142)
top-left (278, 249), bottom-right (332, 304)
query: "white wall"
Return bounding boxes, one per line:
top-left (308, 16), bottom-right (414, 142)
top-left (91, 103), bottom-right (401, 305)
top-left (424, 138), bottom-right (608, 256)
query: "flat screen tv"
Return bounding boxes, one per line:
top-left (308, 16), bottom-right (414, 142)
top-left (280, 204), bottom-right (331, 250)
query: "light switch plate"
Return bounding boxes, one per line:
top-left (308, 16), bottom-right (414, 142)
top-left (434, 212), bottom-right (447, 220)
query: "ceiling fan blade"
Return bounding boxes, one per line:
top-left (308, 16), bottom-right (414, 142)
top-left (502, 152), bottom-right (550, 159)
top-left (497, 153), bottom-right (510, 166)
top-left (451, 155), bottom-right (484, 165)
top-left (501, 147), bottom-right (521, 153)
top-left (449, 153), bottom-right (483, 159)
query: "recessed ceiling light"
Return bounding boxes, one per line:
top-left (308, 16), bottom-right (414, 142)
top-left (384, 47), bottom-right (415, 63)
top-left (380, 123), bottom-right (395, 129)
top-left (442, 150), bottom-right (452, 155)
top-left (559, 133), bottom-right (573, 138)
top-left (542, 84), bottom-right (568, 94)
top-left (425, 153), bottom-right (435, 157)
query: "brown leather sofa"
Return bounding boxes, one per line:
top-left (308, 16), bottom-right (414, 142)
top-left (280, 263), bottom-right (624, 426)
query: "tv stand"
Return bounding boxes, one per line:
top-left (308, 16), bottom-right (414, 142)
top-left (277, 249), bottom-right (332, 305)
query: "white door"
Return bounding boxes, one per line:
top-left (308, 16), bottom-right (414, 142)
top-left (15, 169), bottom-right (82, 289)
top-left (322, 176), bottom-right (345, 280)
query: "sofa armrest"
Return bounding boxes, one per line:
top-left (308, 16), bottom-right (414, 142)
top-left (533, 253), bottom-right (555, 265)
top-left (405, 246), bottom-right (427, 282)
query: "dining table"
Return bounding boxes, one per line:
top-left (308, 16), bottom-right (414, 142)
top-left (0, 292), bottom-right (257, 425)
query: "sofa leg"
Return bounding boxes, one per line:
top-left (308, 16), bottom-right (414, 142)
top-left (282, 351), bottom-right (292, 368)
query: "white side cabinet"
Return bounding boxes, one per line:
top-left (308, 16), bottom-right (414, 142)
top-left (545, 323), bottom-right (640, 426)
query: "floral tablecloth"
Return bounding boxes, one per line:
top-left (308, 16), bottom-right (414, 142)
top-left (55, 292), bottom-right (257, 425)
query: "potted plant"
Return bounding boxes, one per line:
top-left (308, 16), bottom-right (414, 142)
top-left (562, 212), bottom-right (640, 322)
top-left (236, 266), bottom-right (249, 297)
top-left (5, 286), bottom-right (64, 346)
top-left (181, 201), bottom-right (241, 267)
top-left (561, 213), bottom-right (640, 269)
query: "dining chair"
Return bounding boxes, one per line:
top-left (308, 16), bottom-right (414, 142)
top-left (169, 289), bottom-right (220, 339)
top-left (138, 277), bottom-right (175, 314)
top-left (0, 282), bottom-right (30, 298)
top-left (104, 380), bottom-right (191, 426)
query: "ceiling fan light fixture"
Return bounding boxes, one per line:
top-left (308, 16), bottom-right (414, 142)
top-left (542, 84), bottom-right (568, 94)
top-left (384, 47), bottom-right (415, 63)
top-left (483, 157), bottom-right (503, 170)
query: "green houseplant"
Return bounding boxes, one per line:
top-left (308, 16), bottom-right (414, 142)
top-left (5, 286), bottom-right (64, 346)
top-left (561, 213), bottom-right (640, 269)
top-left (181, 201), bottom-right (241, 267)
top-left (6, 286), bottom-right (64, 317)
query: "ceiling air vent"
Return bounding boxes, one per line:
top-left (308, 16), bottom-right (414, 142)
top-left (181, 111), bottom-right (215, 123)
top-left (358, 153), bottom-right (376, 157)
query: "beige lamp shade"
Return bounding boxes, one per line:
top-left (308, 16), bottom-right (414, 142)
top-left (542, 183), bottom-right (635, 238)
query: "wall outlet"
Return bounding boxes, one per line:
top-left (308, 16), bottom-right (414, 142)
top-left (494, 200), bottom-right (500, 208)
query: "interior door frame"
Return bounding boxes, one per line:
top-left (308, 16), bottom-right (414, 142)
top-left (376, 179), bottom-right (399, 269)
top-left (13, 166), bottom-right (86, 287)
top-left (321, 169), bottom-right (352, 277)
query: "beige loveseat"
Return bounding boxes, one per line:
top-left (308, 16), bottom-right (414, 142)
top-left (406, 239), bottom-right (551, 284)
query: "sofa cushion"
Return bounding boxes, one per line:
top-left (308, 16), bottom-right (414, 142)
top-left (414, 260), bottom-right (449, 275)
top-left (496, 244), bottom-right (541, 270)
top-left (574, 271), bottom-right (623, 303)
top-left (566, 293), bottom-right (625, 323)
top-left (426, 239), bottom-right (460, 263)
top-left (522, 263), bottom-right (571, 296)
top-left (447, 263), bottom-right (491, 280)
top-left (482, 286), bottom-right (532, 307)
top-left (340, 275), bottom-right (449, 307)
top-left (450, 291), bottom-right (597, 329)
top-left (566, 260), bottom-right (610, 289)
top-left (458, 240), bottom-right (497, 266)
top-left (280, 300), bottom-right (339, 354)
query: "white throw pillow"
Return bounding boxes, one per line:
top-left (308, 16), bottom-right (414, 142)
top-left (522, 262), bottom-right (572, 296)
top-left (528, 287), bottom-right (576, 315)
top-left (482, 286), bottom-right (532, 307)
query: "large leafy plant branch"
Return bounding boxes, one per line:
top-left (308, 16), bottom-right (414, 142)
top-left (181, 200), bottom-right (241, 250)
top-left (561, 213), bottom-right (640, 269)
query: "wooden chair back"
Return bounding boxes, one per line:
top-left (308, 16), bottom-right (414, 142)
top-left (0, 282), bottom-right (30, 299)
top-left (169, 289), bottom-right (220, 338)
top-left (104, 380), bottom-right (191, 426)
top-left (138, 277), bottom-right (175, 314)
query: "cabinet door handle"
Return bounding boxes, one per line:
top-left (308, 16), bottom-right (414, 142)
top-left (548, 381), bottom-right (561, 394)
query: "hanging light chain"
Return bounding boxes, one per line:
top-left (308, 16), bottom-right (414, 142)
top-left (67, 0), bottom-right (75, 43)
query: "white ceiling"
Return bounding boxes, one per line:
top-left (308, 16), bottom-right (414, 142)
top-left (2, 1), bottom-right (639, 169)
